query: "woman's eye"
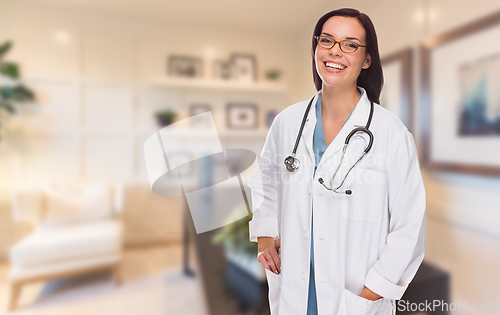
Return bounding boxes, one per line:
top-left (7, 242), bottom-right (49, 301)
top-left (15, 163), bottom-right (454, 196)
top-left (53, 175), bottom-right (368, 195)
top-left (320, 38), bottom-right (331, 43)
top-left (345, 42), bottom-right (357, 48)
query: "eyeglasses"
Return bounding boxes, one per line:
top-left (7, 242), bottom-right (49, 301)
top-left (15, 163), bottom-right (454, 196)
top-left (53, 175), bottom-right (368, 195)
top-left (314, 35), bottom-right (367, 53)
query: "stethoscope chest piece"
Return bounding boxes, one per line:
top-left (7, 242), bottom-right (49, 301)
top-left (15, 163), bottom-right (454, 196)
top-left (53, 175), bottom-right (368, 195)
top-left (284, 155), bottom-right (300, 172)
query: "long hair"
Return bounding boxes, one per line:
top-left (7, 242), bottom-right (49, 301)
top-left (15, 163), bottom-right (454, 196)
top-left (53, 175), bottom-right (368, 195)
top-left (311, 8), bottom-right (383, 104)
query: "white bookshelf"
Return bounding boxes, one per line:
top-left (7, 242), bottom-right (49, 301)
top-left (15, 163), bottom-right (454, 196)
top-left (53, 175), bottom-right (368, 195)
top-left (148, 76), bottom-right (287, 94)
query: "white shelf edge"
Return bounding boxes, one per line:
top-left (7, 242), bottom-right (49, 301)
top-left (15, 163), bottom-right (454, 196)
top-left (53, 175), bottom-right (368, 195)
top-left (23, 76), bottom-right (288, 94)
top-left (148, 77), bottom-right (287, 93)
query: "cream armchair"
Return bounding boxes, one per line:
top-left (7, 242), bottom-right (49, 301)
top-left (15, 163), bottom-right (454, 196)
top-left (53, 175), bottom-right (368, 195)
top-left (7, 182), bottom-right (124, 311)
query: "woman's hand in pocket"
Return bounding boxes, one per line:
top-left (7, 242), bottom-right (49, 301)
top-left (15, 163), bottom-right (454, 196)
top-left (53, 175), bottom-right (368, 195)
top-left (257, 237), bottom-right (281, 275)
top-left (359, 286), bottom-right (382, 301)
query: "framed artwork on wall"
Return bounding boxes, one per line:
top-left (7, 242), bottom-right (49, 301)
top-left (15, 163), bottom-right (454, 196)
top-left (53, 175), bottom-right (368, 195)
top-left (380, 47), bottom-right (413, 132)
top-left (421, 11), bottom-right (500, 176)
top-left (226, 103), bottom-right (258, 129)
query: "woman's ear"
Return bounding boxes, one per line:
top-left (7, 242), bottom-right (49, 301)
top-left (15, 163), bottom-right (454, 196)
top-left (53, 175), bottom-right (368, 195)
top-left (362, 54), bottom-right (372, 69)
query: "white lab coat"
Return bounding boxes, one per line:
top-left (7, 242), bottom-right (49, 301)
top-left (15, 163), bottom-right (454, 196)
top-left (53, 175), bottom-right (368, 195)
top-left (248, 87), bottom-right (426, 315)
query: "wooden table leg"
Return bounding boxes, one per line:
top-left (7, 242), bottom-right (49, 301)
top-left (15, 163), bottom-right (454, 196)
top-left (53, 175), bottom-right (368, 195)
top-left (183, 200), bottom-right (195, 277)
top-left (8, 282), bottom-right (22, 312)
top-left (113, 264), bottom-right (122, 286)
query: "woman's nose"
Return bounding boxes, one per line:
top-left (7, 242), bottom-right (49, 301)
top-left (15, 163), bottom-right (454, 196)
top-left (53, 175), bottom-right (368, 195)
top-left (329, 42), bottom-right (343, 56)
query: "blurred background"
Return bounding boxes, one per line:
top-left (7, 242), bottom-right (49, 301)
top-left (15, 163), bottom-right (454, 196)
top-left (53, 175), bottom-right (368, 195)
top-left (0, 0), bottom-right (500, 314)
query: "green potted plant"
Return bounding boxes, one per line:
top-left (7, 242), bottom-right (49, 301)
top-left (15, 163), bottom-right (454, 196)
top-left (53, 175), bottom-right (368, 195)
top-left (212, 205), bottom-right (266, 311)
top-left (264, 68), bottom-right (282, 81)
top-left (154, 109), bottom-right (177, 127)
top-left (212, 207), bottom-right (258, 256)
top-left (212, 205), bottom-right (261, 279)
top-left (0, 41), bottom-right (35, 140)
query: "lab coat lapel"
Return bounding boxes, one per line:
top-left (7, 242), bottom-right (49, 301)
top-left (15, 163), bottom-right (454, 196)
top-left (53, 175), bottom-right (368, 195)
top-left (300, 90), bottom-right (321, 161)
top-left (319, 87), bottom-right (372, 170)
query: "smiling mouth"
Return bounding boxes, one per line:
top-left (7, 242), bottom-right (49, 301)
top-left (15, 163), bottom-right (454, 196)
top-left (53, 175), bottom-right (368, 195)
top-left (324, 62), bottom-right (346, 70)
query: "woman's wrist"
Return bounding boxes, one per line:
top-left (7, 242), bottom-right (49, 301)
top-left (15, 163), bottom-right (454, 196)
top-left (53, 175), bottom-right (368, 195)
top-left (257, 237), bottom-right (275, 253)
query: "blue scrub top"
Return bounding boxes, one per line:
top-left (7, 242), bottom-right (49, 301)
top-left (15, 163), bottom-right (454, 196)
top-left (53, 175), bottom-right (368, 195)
top-left (307, 88), bottom-right (362, 315)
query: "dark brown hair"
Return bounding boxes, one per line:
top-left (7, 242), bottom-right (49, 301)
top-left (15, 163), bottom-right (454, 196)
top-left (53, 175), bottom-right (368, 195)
top-left (311, 8), bottom-right (383, 104)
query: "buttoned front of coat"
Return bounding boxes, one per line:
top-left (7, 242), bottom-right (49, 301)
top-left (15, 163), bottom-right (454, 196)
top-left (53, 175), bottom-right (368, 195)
top-left (248, 87), bottom-right (426, 315)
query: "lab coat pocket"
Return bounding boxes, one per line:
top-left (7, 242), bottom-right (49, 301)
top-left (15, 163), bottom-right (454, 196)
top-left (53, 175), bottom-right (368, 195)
top-left (342, 288), bottom-right (385, 315)
top-left (265, 268), bottom-right (282, 315)
top-left (341, 168), bottom-right (388, 224)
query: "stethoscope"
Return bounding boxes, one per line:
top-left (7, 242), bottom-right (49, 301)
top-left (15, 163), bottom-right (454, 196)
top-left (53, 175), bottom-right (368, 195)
top-left (283, 94), bottom-right (374, 195)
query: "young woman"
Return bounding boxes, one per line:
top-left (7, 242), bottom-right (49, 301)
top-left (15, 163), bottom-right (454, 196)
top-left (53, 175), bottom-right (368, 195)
top-left (248, 8), bottom-right (426, 315)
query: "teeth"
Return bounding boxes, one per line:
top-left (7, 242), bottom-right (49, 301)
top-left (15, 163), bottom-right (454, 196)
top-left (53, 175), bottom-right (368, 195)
top-left (325, 62), bottom-right (346, 70)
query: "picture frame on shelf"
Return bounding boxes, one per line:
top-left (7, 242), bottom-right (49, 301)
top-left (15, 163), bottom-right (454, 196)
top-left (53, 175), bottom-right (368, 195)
top-left (380, 47), bottom-right (413, 132)
top-left (213, 60), bottom-right (233, 80)
top-left (168, 55), bottom-right (203, 78)
top-left (226, 103), bottom-right (258, 129)
top-left (230, 53), bottom-right (257, 83)
top-left (189, 104), bottom-right (213, 128)
top-left (420, 10), bottom-right (500, 176)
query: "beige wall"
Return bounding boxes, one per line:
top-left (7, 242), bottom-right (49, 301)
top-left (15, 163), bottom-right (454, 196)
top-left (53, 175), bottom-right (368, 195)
top-left (365, 1), bottom-right (500, 312)
top-left (0, 1), bottom-right (301, 258)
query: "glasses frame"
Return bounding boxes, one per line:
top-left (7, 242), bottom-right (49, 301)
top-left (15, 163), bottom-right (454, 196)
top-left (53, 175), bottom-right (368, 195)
top-left (314, 35), bottom-right (367, 53)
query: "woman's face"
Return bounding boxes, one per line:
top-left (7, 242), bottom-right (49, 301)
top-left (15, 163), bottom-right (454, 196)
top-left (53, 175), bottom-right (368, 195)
top-left (315, 16), bottom-right (371, 90)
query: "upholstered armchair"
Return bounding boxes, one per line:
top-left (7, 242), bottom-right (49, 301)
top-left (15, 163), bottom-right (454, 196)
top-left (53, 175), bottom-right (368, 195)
top-left (7, 182), bottom-right (124, 311)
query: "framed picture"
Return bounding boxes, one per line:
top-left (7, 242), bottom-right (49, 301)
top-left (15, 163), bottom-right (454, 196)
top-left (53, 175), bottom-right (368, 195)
top-left (189, 104), bottom-right (212, 128)
top-left (168, 55), bottom-right (203, 78)
top-left (421, 10), bottom-right (500, 176)
top-left (380, 48), bottom-right (413, 132)
top-left (230, 53), bottom-right (257, 83)
top-left (213, 60), bottom-right (233, 80)
top-left (226, 103), bottom-right (258, 129)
